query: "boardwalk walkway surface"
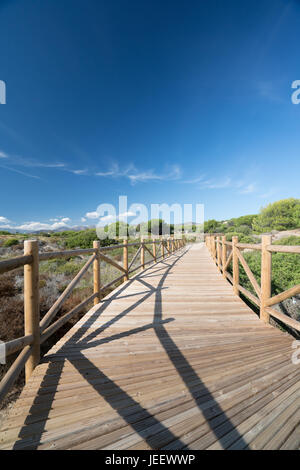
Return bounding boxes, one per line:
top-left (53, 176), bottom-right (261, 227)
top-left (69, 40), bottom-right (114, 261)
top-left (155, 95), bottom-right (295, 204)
top-left (0, 244), bottom-right (299, 450)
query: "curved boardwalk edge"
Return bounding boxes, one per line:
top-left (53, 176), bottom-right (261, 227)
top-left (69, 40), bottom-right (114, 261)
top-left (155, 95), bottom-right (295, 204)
top-left (0, 244), bottom-right (299, 450)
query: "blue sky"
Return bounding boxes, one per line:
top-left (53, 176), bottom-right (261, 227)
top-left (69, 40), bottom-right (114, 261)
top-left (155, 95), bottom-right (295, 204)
top-left (0, 0), bottom-right (300, 230)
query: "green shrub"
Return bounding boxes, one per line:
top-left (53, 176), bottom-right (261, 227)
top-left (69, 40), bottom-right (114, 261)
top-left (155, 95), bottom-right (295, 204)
top-left (253, 198), bottom-right (300, 232)
top-left (3, 238), bottom-right (19, 247)
top-left (232, 247), bottom-right (300, 298)
top-left (62, 229), bottom-right (117, 249)
top-left (40, 258), bottom-right (85, 276)
top-left (225, 232), bottom-right (257, 244)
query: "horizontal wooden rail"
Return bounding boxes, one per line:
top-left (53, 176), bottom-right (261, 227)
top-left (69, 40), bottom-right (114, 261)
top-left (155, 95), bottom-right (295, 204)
top-left (266, 244), bottom-right (300, 254)
top-left (206, 234), bottom-right (300, 334)
top-left (4, 334), bottom-right (34, 356)
top-left (100, 239), bottom-right (162, 251)
top-left (265, 307), bottom-right (300, 332)
top-left (0, 236), bottom-right (185, 405)
top-left (0, 255), bottom-right (33, 274)
top-left (39, 248), bottom-right (96, 261)
top-left (236, 243), bottom-right (262, 251)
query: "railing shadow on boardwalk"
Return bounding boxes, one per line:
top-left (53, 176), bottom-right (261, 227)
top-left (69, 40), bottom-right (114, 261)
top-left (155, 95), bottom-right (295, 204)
top-left (12, 247), bottom-right (247, 450)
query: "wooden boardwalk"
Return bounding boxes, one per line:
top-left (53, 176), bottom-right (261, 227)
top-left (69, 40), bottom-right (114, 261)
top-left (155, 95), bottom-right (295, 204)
top-left (0, 244), bottom-right (299, 450)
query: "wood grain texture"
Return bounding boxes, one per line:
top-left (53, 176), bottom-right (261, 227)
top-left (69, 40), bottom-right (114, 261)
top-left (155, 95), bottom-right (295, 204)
top-left (0, 244), bottom-right (298, 450)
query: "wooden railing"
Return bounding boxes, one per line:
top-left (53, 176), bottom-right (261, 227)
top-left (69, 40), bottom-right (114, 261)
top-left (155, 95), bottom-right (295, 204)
top-left (0, 236), bottom-right (185, 404)
top-left (206, 234), bottom-right (300, 333)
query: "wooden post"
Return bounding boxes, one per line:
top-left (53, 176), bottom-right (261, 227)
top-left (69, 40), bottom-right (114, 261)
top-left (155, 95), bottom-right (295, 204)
top-left (161, 237), bottom-right (165, 259)
top-left (217, 236), bottom-right (221, 270)
top-left (141, 238), bottom-right (145, 271)
top-left (232, 236), bottom-right (239, 296)
top-left (24, 240), bottom-right (40, 382)
top-left (93, 240), bottom-right (101, 305)
top-left (260, 235), bottom-right (272, 323)
top-left (152, 238), bottom-right (156, 263)
top-left (167, 238), bottom-right (170, 255)
top-left (123, 238), bottom-right (129, 282)
top-left (222, 235), bottom-right (227, 278)
top-left (212, 236), bottom-right (216, 262)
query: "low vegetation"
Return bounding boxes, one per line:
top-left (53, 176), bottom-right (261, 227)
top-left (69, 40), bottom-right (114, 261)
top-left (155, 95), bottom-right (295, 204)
top-left (204, 198), bottom-right (300, 239)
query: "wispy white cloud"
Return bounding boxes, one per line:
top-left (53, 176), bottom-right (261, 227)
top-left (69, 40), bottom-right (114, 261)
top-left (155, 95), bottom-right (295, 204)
top-left (0, 216), bottom-right (10, 224)
top-left (239, 183), bottom-right (256, 194)
top-left (183, 175), bottom-right (206, 184)
top-left (186, 174), bottom-right (258, 195)
top-left (0, 164), bottom-right (41, 179)
top-left (95, 163), bottom-right (181, 184)
top-left (68, 169), bottom-right (88, 175)
top-left (0, 149), bottom-right (181, 185)
top-left (0, 149), bottom-right (66, 179)
top-left (190, 177), bottom-right (233, 190)
top-left (200, 177), bottom-right (232, 189)
top-left (95, 163), bottom-right (120, 177)
top-left (20, 160), bottom-right (65, 168)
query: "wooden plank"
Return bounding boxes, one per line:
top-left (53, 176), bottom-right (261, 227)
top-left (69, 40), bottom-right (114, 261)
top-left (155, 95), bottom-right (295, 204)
top-left (0, 242), bottom-right (298, 450)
